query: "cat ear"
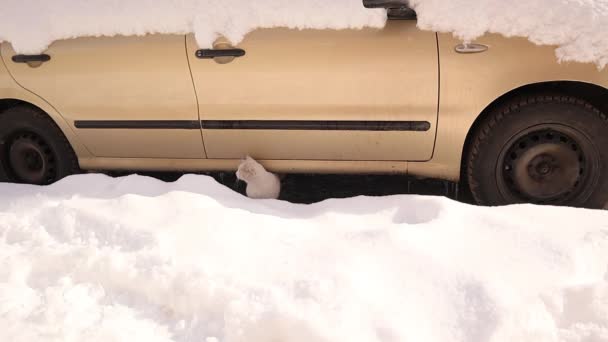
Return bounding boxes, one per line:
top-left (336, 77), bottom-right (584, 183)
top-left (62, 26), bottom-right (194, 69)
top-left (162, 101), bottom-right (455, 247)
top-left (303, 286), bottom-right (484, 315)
top-left (246, 155), bottom-right (255, 162)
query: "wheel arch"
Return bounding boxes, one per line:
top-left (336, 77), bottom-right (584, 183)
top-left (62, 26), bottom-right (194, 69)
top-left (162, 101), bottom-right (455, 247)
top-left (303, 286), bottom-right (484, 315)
top-left (1, 53), bottom-right (91, 159)
top-left (460, 80), bottom-right (608, 181)
top-left (0, 97), bottom-right (91, 159)
top-left (0, 98), bottom-right (58, 118)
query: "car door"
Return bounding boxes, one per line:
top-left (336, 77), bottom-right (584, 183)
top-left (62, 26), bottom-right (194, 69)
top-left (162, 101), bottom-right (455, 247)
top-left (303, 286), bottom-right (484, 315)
top-left (1, 34), bottom-right (204, 159)
top-left (186, 20), bottom-right (438, 161)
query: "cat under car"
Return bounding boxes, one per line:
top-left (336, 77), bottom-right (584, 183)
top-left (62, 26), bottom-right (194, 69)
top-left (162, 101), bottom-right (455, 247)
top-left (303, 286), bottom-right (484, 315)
top-left (236, 156), bottom-right (281, 199)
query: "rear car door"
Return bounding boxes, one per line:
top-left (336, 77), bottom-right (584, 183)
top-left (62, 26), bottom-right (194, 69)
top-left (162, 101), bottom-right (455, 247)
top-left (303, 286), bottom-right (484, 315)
top-left (1, 35), bottom-right (204, 159)
top-left (186, 20), bottom-right (438, 161)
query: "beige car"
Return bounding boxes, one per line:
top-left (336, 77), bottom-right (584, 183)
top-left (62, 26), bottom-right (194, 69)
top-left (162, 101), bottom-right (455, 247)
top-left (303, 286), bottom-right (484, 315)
top-left (0, 3), bottom-right (607, 208)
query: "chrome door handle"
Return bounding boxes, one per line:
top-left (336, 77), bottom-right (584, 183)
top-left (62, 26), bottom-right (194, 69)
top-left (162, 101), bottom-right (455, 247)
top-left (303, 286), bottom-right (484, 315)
top-left (455, 43), bottom-right (488, 54)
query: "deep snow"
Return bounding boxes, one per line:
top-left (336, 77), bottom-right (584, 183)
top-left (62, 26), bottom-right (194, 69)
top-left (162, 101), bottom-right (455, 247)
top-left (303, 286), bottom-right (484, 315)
top-left (2, 1), bottom-right (608, 66)
top-left (1, 174), bottom-right (607, 342)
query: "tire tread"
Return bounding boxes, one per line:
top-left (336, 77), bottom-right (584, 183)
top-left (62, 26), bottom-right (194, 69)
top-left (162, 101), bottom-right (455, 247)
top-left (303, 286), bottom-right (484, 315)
top-left (467, 94), bottom-right (607, 206)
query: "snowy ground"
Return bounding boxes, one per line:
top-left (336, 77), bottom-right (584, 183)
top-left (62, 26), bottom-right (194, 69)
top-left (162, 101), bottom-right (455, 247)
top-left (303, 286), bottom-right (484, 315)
top-left (1, 174), bottom-right (607, 342)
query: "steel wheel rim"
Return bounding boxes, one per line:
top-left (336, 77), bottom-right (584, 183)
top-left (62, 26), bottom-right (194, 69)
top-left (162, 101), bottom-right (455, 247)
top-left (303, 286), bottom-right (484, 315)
top-left (497, 125), bottom-right (595, 205)
top-left (6, 132), bottom-right (56, 184)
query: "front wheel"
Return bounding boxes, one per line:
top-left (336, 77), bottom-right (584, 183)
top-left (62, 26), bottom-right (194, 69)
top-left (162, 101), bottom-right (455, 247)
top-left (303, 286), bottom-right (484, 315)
top-left (0, 106), bottom-right (79, 185)
top-left (466, 95), bottom-right (608, 209)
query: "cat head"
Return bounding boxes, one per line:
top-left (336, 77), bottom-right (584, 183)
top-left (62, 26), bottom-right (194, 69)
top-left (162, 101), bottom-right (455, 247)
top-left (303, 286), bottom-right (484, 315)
top-left (236, 156), bottom-right (265, 182)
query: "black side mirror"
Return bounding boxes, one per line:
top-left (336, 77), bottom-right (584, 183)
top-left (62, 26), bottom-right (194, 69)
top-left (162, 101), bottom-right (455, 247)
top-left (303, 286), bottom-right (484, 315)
top-left (363, 0), bottom-right (416, 20)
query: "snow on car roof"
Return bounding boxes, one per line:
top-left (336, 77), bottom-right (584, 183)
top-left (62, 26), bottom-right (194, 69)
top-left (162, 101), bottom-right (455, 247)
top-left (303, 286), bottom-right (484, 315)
top-left (0, 0), bottom-right (607, 66)
top-left (410, 0), bottom-right (608, 67)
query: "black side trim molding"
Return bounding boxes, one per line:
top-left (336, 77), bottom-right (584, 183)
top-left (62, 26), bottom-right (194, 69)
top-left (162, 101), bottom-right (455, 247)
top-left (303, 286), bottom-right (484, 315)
top-left (201, 120), bottom-right (431, 131)
top-left (74, 120), bottom-right (200, 129)
top-left (74, 120), bottom-right (431, 132)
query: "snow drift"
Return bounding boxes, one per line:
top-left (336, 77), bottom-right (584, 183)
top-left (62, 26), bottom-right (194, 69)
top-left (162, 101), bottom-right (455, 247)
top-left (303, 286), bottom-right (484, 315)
top-left (2, 0), bottom-right (608, 66)
top-left (1, 174), bottom-right (608, 342)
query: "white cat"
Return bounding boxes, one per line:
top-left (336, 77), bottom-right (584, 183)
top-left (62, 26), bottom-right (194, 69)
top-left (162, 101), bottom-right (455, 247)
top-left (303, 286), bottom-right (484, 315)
top-left (236, 156), bottom-right (281, 199)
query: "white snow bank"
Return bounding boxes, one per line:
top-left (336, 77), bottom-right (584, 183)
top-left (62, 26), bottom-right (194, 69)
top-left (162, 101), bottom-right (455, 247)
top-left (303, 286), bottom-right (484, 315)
top-left (3, 1), bottom-right (608, 66)
top-left (1, 174), bottom-right (608, 342)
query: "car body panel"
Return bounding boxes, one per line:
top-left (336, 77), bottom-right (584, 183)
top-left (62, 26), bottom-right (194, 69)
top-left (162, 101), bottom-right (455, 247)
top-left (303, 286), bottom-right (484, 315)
top-left (0, 53), bottom-right (92, 159)
top-left (1, 24), bottom-right (607, 181)
top-left (78, 157), bottom-right (408, 174)
top-left (408, 33), bottom-right (608, 181)
top-left (1, 34), bottom-right (204, 159)
top-left (186, 21), bottom-right (439, 161)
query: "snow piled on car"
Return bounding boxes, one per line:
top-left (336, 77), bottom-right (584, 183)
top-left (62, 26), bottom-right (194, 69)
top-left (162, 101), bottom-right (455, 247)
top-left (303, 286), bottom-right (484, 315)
top-left (409, 0), bottom-right (608, 67)
top-left (0, 0), bottom-right (386, 54)
top-left (2, 1), bottom-right (608, 66)
top-left (1, 174), bottom-right (608, 342)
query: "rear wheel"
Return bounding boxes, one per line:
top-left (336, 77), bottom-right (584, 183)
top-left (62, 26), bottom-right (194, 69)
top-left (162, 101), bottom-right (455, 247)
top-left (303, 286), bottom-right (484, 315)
top-left (0, 106), bottom-right (79, 185)
top-left (467, 95), bottom-right (608, 209)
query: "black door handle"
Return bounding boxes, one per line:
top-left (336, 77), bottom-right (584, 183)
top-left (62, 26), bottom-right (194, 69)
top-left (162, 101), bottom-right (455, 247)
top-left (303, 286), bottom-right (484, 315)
top-left (195, 49), bottom-right (246, 59)
top-left (363, 0), bottom-right (410, 8)
top-left (12, 54), bottom-right (51, 63)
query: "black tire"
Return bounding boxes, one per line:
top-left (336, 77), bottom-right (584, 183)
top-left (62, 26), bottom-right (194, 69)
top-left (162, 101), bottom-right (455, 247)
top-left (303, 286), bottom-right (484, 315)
top-left (467, 95), bottom-right (608, 209)
top-left (0, 106), bottom-right (79, 185)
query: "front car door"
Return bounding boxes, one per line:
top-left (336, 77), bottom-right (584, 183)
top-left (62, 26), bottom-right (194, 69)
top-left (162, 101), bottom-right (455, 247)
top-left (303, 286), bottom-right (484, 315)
top-left (186, 20), bottom-right (438, 161)
top-left (1, 35), bottom-right (204, 159)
